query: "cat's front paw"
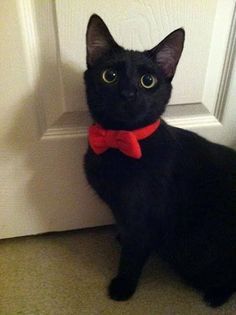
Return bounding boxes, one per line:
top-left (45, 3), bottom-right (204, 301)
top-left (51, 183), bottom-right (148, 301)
top-left (108, 277), bottom-right (136, 301)
top-left (203, 288), bottom-right (232, 308)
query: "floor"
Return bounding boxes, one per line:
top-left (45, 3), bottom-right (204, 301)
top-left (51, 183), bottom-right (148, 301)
top-left (0, 226), bottom-right (235, 315)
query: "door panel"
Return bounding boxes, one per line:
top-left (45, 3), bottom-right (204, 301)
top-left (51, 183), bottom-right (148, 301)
top-left (56, 0), bottom-right (218, 108)
top-left (0, 0), bottom-right (235, 239)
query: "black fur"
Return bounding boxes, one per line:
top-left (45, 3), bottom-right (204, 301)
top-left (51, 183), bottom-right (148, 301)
top-left (84, 14), bottom-right (236, 307)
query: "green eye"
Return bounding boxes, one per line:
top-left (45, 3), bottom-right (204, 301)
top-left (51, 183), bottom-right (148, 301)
top-left (102, 69), bottom-right (118, 84)
top-left (140, 74), bottom-right (157, 89)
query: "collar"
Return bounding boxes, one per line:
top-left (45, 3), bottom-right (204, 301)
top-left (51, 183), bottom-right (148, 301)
top-left (126, 119), bottom-right (161, 140)
top-left (88, 119), bottom-right (161, 159)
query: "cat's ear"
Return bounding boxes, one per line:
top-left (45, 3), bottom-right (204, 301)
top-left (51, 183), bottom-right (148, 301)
top-left (147, 28), bottom-right (185, 80)
top-left (86, 14), bottom-right (120, 67)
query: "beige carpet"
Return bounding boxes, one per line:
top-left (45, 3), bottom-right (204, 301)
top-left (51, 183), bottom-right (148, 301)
top-left (0, 226), bottom-right (235, 315)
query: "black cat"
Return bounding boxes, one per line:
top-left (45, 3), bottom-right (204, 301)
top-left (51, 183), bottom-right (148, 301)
top-left (84, 14), bottom-right (236, 307)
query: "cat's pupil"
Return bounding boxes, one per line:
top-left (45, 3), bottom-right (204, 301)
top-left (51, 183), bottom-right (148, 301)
top-left (142, 74), bottom-right (153, 85)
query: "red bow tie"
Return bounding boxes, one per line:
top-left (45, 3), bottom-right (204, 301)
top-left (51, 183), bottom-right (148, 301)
top-left (88, 120), bottom-right (160, 159)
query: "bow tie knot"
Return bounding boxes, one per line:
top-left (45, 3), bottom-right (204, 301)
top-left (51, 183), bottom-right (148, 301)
top-left (106, 130), bottom-right (123, 149)
top-left (106, 130), bottom-right (135, 149)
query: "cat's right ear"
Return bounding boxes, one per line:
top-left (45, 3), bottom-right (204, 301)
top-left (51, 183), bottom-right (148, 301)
top-left (147, 28), bottom-right (185, 81)
top-left (86, 14), bottom-right (120, 67)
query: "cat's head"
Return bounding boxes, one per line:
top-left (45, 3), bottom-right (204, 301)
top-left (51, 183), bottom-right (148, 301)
top-left (84, 14), bottom-right (184, 130)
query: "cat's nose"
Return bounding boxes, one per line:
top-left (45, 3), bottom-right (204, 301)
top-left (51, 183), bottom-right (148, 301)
top-left (121, 90), bottom-right (136, 101)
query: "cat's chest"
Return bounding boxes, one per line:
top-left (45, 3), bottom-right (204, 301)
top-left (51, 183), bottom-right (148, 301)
top-left (85, 148), bottom-right (142, 183)
top-left (84, 148), bottom-right (148, 200)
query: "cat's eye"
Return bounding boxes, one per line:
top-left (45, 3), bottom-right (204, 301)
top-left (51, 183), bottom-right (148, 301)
top-left (102, 69), bottom-right (118, 84)
top-left (140, 74), bottom-right (157, 89)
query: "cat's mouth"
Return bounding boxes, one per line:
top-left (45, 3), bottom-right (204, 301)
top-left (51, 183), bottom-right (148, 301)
top-left (91, 100), bottom-right (151, 129)
top-left (110, 106), bottom-right (142, 122)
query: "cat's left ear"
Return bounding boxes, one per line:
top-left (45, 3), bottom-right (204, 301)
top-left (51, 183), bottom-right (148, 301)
top-left (86, 14), bottom-right (121, 67)
top-left (147, 28), bottom-right (185, 81)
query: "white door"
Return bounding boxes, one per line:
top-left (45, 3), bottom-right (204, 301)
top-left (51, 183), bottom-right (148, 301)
top-left (0, 0), bottom-right (236, 239)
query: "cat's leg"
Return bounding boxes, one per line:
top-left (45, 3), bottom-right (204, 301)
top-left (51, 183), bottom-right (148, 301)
top-left (115, 233), bottom-right (122, 245)
top-left (201, 256), bottom-right (236, 307)
top-left (109, 230), bottom-right (152, 301)
top-left (203, 287), bottom-right (235, 307)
